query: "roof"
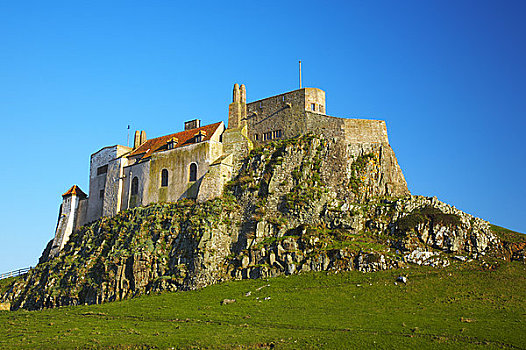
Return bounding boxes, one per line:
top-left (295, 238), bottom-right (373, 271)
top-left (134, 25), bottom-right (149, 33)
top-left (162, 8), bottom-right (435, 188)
top-left (127, 122), bottom-right (223, 161)
top-left (62, 185), bottom-right (87, 199)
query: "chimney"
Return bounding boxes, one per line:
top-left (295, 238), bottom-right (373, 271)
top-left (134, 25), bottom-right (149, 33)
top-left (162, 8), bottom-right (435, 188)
top-left (184, 119), bottom-right (201, 131)
top-left (133, 130), bottom-right (147, 149)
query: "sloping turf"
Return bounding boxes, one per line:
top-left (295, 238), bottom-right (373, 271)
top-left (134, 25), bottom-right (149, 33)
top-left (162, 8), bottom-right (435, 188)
top-left (1, 261), bottom-right (524, 349)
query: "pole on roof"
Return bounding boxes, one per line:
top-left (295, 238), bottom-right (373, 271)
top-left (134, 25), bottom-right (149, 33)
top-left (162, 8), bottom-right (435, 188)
top-left (299, 60), bottom-right (302, 89)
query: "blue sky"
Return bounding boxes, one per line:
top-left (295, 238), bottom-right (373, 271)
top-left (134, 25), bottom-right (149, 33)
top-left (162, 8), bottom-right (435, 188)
top-left (1, 0), bottom-right (525, 272)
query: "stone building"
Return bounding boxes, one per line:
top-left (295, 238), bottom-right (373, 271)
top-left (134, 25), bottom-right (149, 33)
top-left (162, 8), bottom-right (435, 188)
top-left (49, 83), bottom-right (404, 256)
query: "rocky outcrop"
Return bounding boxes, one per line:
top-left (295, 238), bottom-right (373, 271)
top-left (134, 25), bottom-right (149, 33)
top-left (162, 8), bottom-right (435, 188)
top-left (1, 135), bottom-right (523, 310)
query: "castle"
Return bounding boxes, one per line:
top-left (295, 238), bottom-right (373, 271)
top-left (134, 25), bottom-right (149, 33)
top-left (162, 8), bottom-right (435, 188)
top-left (49, 84), bottom-right (395, 257)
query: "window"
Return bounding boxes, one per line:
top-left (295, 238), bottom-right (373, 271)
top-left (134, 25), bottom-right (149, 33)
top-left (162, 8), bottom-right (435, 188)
top-left (167, 137), bottom-right (178, 150)
top-left (319, 105), bottom-right (325, 113)
top-left (311, 103), bottom-right (316, 111)
top-left (97, 165), bottom-right (108, 175)
top-left (189, 163), bottom-right (197, 182)
top-left (161, 169), bottom-right (168, 187)
top-left (131, 177), bottom-right (139, 195)
top-left (194, 130), bottom-right (206, 143)
top-left (254, 134), bottom-right (259, 141)
top-left (99, 189), bottom-right (104, 200)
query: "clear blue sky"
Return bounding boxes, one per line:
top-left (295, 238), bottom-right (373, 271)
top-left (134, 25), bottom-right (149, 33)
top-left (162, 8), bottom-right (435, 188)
top-left (1, 0), bottom-right (525, 272)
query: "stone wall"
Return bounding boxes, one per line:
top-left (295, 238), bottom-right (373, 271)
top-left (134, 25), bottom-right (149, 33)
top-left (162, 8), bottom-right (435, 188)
top-left (86, 145), bottom-right (131, 223)
top-left (76, 198), bottom-right (88, 229)
top-left (120, 139), bottom-right (223, 208)
top-left (146, 140), bottom-right (219, 202)
top-left (197, 153), bottom-right (233, 203)
top-left (121, 160), bottom-right (151, 210)
top-left (246, 88), bottom-right (325, 144)
top-left (50, 195), bottom-right (84, 257)
top-left (102, 157), bottom-right (128, 218)
top-left (343, 118), bottom-right (389, 144)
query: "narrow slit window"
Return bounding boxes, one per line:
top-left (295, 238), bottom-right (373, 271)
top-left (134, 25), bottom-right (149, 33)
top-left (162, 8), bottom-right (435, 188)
top-left (311, 103), bottom-right (316, 111)
top-left (189, 163), bottom-right (197, 182)
top-left (131, 177), bottom-right (139, 195)
top-left (97, 165), bottom-right (108, 175)
top-left (161, 169), bottom-right (168, 187)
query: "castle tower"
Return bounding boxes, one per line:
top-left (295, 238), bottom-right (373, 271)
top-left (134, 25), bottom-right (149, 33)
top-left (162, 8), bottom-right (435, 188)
top-left (49, 185), bottom-right (88, 258)
top-left (228, 83), bottom-right (247, 129)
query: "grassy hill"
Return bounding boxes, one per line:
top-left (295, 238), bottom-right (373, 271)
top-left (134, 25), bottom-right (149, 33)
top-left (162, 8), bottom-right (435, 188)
top-left (1, 260), bottom-right (524, 349)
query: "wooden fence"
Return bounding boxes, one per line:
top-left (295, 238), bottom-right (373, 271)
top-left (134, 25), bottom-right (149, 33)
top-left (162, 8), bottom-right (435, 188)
top-left (0, 267), bottom-right (32, 280)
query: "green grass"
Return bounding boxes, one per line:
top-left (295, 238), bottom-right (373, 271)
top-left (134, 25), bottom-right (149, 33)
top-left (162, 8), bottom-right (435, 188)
top-left (0, 262), bottom-right (524, 349)
top-left (491, 224), bottom-right (525, 244)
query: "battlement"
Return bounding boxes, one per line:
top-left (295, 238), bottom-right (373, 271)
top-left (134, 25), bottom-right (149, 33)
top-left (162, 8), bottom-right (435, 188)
top-left (247, 87), bottom-right (326, 116)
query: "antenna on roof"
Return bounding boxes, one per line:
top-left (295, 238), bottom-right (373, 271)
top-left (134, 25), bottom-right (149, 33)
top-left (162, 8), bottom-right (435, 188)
top-left (127, 125), bottom-right (130, 147)
top-left (299, 60), bottom-right (302, 89)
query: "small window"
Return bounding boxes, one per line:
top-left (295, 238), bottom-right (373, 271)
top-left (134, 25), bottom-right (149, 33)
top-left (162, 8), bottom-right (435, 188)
top-left (97, 165), bottom-right (108, 175)
top-left (194, 130), bottom-right (206, 143)
top-left (167, 137), bottom-right (178, 150)
top-left (189, 163), bottom-right (197, 182)
top-left (99, 189), bottom-right (104, 200)
top-left (254, 134), bottom-right (259, 141)
top-left (320, 105), bottom-right (325, 113)
top-left (311, 103), bottom-right (316, 111)
top-left (131, 177), bottom-right (139, 195)
top-left (161, 169), bottom-right (168, 187)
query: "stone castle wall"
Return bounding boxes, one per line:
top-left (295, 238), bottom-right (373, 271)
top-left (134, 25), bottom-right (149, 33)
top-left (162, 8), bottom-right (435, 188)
top-left (245, 88), bottom-right (325, 143)
top-left (86, 145), bottom-right (131, 224)
top-left (121, 159), bottom-right (151, 210)
top-left (244, 88), bottom-right (388, 146)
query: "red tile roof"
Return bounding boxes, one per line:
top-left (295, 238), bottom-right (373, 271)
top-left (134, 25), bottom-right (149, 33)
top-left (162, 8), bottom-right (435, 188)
top-left (128, 122), bottom-right (222, 161)
top-left (62, 185), bottom-right (87, 199)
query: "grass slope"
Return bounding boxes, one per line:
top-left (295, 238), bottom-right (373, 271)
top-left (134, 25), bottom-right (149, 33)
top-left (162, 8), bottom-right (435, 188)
top-left (0, 261), bottom-right (524, 349)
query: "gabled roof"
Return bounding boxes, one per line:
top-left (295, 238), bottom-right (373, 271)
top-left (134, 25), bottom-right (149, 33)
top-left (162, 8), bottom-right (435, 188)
top-left (127, 122), bottom-right (222, 161)
top-left (62, 185), bottom-right (87, 199)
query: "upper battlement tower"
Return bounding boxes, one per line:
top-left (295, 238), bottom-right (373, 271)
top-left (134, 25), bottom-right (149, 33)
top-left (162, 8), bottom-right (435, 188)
top-left (228, 83), bottom-right (247, 129)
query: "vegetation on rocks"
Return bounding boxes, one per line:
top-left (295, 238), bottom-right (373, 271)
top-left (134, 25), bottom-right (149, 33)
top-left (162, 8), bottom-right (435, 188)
top-left (396, 206), bottom-right (462, 233)
top-left (1, 134), bottom-right (524, 312)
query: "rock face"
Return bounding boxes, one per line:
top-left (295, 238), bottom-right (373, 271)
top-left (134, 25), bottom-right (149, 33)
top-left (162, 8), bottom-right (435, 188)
top-left (1, 135), bottom-right (522, 310)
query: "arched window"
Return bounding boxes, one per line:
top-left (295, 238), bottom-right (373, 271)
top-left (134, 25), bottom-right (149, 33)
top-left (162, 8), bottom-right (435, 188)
top-left (131, 176), bottom-right (139, 195)
top-left (189, 163), bottom-right (197, 182)
top-left (161, 169), bottom-right (168, 187)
